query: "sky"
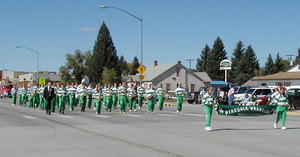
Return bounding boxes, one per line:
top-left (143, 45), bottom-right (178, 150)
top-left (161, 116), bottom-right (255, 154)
top-left (0, 0), bottom-right (300, 72)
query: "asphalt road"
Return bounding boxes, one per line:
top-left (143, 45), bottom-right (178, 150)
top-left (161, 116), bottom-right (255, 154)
top-left (0, 98), bottom-right (299, 157)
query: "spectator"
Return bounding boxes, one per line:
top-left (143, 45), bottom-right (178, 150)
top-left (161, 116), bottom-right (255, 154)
top-left (227, 85), bottom-right (235, 105)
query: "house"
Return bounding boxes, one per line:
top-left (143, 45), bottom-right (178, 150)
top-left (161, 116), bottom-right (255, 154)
top-left (127, 61), bottom-right (211, 92)
top-left (18, 72), bottom-right (61, 87)
top-left (252, 64), bottom-right (300, 89)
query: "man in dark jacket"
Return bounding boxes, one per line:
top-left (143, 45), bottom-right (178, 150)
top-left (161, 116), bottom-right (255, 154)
top-left (44, 82), bottom-right (55, 115)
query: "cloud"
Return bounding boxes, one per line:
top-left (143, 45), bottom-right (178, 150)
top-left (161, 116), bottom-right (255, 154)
top-left (80, 27), bottom-right (98, 32)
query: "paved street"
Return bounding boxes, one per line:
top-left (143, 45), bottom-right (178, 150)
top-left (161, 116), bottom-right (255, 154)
top-left (0, 98), bottom-right (299, 157)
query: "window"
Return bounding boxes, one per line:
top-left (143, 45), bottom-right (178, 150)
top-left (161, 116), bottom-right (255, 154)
top-left (254, 89), bottom-right (262, 95)
top-left (160, 84), bottom-right (163, 88)
top-left (261, 89), bottom-right (271, 95)
top-left (176, 68), bottom-right (180, 76)
top-left (191, 84), bottom-right (195, 92)
top-left (166, 83), bottom-right (170, 91)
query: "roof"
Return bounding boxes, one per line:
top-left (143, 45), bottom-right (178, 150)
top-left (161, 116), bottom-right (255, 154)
top-left (252, 72), bottom-right (300, 81)
top-left (141, 63), bottom-right (178, 81)
top-left (194, 72), bottom-right (212, 82)
top-left (242, 77), bottom-right (259, 86)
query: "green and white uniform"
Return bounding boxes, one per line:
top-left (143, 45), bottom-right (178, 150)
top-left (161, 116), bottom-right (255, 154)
top-left (202, 93), bottom-right (215, 127)
top-left (77, 85), bottom-right (87, 112)
top-left (105, 88), bottom-right (113, 112)
top-left (93, 88), bottom-right (102, 114)
top-left (112, 86), bottom-right (118, 109)
top-left (32, 86), bottom-right (39, 108)
top-left (26, 87), bottom-right (33, 108)
top-left (51, 86), bottom-right (58, 112)
top-left (145, 88), bottom-right (156, 113)
top-left (137, 86), bottom-right (145, 108)
top-left (175, 87), bottom-right (185, 112)
top-left (57, 87), bottom-right (67, 114)
top-left (127, 87), bottom-right (137, 111)
top-left (18, 87), bottom-right (27, 105)
top-left (86, 86), bottom-right (93, 109)
top-left (102, 87), bottom-right (107, 108)
top-left (67, 86), bottom-right (77, 111)
top-left (38, 86), bottom-right (45, 109)
top-left (11, 87), bottom-right (17, 105)
top-left (118, 86), bottom-right (127, 113)
top-left (156, 88), bottom-right (165, 111)
top-left (273, 94), bottom-right (288, 127)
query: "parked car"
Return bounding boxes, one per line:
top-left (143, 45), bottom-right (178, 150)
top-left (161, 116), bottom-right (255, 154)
top-left (186, 87), bottom-right (205, 104)
top-left (234, 86), bottom-right (251, 94)
top-left (0, 84), bottom-right (13, 98)
top-left (287, 88), bottom-right (300, 109)
top-left (234, 86), bottom-right (275, 104)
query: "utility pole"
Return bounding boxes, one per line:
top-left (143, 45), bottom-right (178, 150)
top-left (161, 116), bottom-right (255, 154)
top-left (286, 54), bottom-right (295, 66)
top-left (185, 59), bottom-right (195, 70)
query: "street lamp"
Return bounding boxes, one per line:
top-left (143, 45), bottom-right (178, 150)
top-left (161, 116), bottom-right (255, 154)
top-left (101, 5), bottom-right (144, 65)
top-left (16, 46), bottom-right (40, 82)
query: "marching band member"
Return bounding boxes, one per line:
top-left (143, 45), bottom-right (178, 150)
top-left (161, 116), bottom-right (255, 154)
top-left (127, 84), bottom-right (137, 112)
top-left (93, 84), bottom-right (102, 115)
top-left (174, 85), bottom-right (185, 113)
top-left (86, 84), bottom-right (93, 110)
top-left (105, 84), bottom-right (113, 112)
top-left (32, 85), bottom-right (39, 108)
top-left (273, 87), bottom-right (289, 130)
top-left (156, 86), bottom-right (165, 111)
top-left (77, 83), bottom-right (87, 112)
top-left (137, 84), bottom-right (145, 109)
top-left (38, 85), bottom-right (45, 109)
top-left (202, 87), bottom-right (215, 131)
top-left (57, 84), bottom-right (67, 114)
top-left (111, 83), bottom-right (119, 110)
top-left (11, 85), bottom-right (18, 106)
top-left (118, 83), bottom-right (127, 114)
top-left (145, 85), bottom-right (156, 113)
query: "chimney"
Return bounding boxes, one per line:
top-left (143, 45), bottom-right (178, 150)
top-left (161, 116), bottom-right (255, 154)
top-left (153, 60), bottom-right (158, 67)
top-left (177, 60), bottom-right (181, 64)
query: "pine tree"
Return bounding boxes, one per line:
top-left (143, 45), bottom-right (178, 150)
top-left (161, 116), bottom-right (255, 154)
top-left (273, 53), bottom-right (285, 73)
top-left (129, 56), bottom-right (140, 75)
top-left (263, 54), bottom-right (275, 75)
top-left (87, 22), bottom-right (118, 83)
top-left (236, 46), bottom-right (259, 85)
top-left (196, 44), bottom-right (210, 72)
top-left (294, 48), bottom-right (300, 64)
top-left (231, 41), bottom-right (245, 83)
top-left (206, 37), bottom-right (227, 80)
top-left (117, 55), bottom-right (129, 76)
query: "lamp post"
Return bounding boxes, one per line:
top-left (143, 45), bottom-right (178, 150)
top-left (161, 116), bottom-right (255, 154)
top-left (101, 5), bottom-right (144, 65)
top-left (16, 46), bottom-right (40, 82)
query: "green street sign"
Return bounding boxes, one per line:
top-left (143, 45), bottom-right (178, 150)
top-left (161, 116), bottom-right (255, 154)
top-left (220, 59), bottom-right (232, 70)
top-left (39, 77), bottom-right (46, 85)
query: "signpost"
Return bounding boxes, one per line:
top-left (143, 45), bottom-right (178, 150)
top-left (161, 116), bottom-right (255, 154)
top-left (220, 59), bottom-right (232, 82)
top-left (137, 65), bottom-right (146, 81)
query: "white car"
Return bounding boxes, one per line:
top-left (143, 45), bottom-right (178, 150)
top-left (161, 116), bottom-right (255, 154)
top-left (234, 86), bottom-right (275, 104)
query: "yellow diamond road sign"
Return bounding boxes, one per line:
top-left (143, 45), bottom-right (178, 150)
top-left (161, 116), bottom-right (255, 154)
top-left (137, 65), bottom-right (146, 74)
top-left (39, 77), bottom-right (46, 85)
top-left (139, 75), bottom-right (145, 80)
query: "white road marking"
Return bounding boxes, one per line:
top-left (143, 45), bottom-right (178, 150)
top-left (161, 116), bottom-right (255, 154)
top-left (125, 114), bottom-right (143, 118)
top-left (22, 115), bottom-right (38, 119)
top-left (58, 115), bottom-right (74, 119)
top-left (159, 114), bottom-right (177, 117)
top-left (184, 113), bottom-right (205, 117)
top-left (93, 115), bottom-right (110, 118)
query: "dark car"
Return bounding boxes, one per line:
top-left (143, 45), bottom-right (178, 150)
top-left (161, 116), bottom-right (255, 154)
top-left (186, 89), bottom-right (202, 104)
top-left (287, 88), bottom-right (300, 109)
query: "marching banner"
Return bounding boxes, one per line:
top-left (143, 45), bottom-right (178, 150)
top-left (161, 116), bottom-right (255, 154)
top-left (217, 105), bottom-right (276, 116)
